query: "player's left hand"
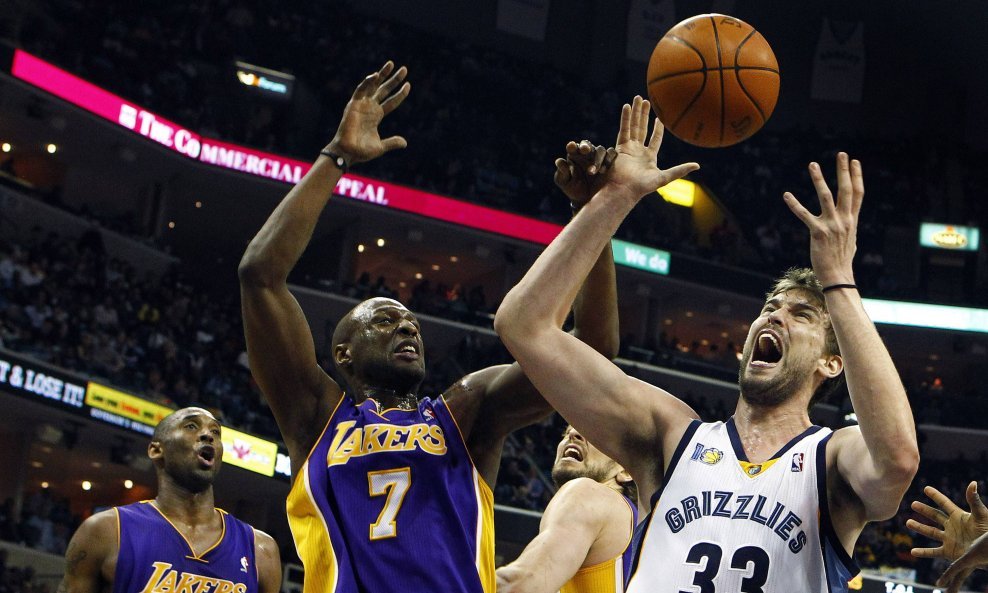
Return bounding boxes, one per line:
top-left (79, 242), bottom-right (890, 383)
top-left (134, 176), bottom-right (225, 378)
top-left (554, 140), bottom-right (618, 209)
top-left (325, 61), bottom-right (410, 165)
top-left (908, 482), bottom-right (988, 561)
top-left (782, 152), bottom-right (863, 287)
top-left (938, 530), bottom-right (988, 593)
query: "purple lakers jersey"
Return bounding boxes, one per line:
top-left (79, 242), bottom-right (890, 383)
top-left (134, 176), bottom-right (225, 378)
top-left (113, 501), bottom-right (258, 593)
top-left (286, 396), bottom-right (494, 593)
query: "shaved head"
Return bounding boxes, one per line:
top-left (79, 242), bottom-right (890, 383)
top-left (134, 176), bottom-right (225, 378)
top-left (332, 298), bottom-right (408, 351)
top-left (153, 407), bottom-right (218, 443)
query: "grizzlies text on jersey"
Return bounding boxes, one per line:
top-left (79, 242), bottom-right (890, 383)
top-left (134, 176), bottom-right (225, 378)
top-left (627, 418), bottom-right (858, 593)
top-left (286, 395), bottom-right (495, 593)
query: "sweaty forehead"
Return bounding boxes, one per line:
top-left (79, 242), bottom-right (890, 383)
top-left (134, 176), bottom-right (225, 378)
top-left (767, 288), bottom-right (824, 310)
top-left (351, 298), bottom-right (410, 322)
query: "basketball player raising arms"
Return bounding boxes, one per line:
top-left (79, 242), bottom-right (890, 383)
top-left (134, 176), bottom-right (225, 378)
top-left (57, 408), bottom-right (282, 593)
top-left (497, 426), bottom-right (639, 593)
top-left (494, 96), bottom-right (919, 592)
top-left (238, 62), bottom-right (619, 593)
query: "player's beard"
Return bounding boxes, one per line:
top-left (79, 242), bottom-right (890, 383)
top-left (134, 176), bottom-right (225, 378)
top-left (551, 460), bottom-right (611, 488)
top-left (738, 352), bottom-right (807, 407)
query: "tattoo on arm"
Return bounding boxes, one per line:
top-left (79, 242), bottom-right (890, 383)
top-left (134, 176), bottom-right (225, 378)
top-left (66, 549), bottom-right (88, 574)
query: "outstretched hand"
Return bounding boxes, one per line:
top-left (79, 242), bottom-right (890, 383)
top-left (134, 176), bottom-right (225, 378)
top-left (908, 482), bottom-right (988, 563)
top-left (782, 152), bottom-right (863, 286)
top-left (327, 61), bottom-right (411, 165)
top-left (598, 96), bottom-right (699, 206)
top-left (555, 140), bottom-right (618, 208)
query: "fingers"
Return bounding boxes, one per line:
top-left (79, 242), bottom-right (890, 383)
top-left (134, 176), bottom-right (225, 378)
top-left (617, 103), bottom-right (632, 145)
top-left (906, 518), bottom-right (945, 543)
top-left (835, 152), bottom-right (853, 214)
top-left (912, 500), bottom-right (950, 526)
top-left (629, 96), bottom-right (647, 142)
top-left (381, 82), bottom-right (411, 115)
top-left (967, 481), bottom-right (988, 519)
top-left (554, 158), bottom-right (572, 184)
top-left (925, 485), bottom-right (964, 517)
top-left (850, 157), bottom-right (865, 216)
top-left (590, 145), bottom-right (607, 174)
top-left (354, 61), bottom-right (394, 98)
top-left (373, 64), bottom-right (407, 101)
top-left (602, 147), bottom-right (618, 171)
top-left (380, 135), bottom-right (408, 154)
top-left (910, 544), bottom-right (946, 559)
top-left (660, 162), bottom-right (700, 186)
top-left (782, 192), bottom-right (816, 227)
top-left (647, 116), bottom-right (665, 157)
top-left (808, 161), bottom-right (837, 216)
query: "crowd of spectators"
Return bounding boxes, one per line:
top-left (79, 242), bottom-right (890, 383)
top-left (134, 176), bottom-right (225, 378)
top-left (0, 491), bottom-right (75, 559)
top-left (0, 554), bottom-right (49, 593)
top-left (10, 0), bottom-right (987, 306)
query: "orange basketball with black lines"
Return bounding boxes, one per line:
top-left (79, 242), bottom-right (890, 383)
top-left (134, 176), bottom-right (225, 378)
top-left (646, 14), bottom-right (779, 148)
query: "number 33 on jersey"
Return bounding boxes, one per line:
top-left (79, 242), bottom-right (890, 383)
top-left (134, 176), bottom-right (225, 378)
top-left (628, 419), bottom-right (858, 593)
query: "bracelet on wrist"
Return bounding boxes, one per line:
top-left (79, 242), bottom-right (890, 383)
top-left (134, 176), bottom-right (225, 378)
top-left (821, 283), bottom-right (858, 293)
top-left (319, 150), bottom-right (349, 173)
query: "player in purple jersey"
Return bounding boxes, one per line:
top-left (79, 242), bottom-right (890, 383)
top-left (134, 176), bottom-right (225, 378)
top-left (238, 61), bottom-right (619, 593)
top-left (57, 408), bottom-right (281, 593)
top-left (497, 426), bottom-right (639, 593)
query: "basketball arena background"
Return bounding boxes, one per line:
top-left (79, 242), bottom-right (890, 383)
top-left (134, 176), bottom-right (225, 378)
top-left (0, 1), bottom-right (986, 592)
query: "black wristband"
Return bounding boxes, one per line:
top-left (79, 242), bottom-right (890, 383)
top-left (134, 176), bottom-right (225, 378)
top-left (821, 283), bottom-right (858, 293)
top-left (320, 150), bottom-right (349, 173)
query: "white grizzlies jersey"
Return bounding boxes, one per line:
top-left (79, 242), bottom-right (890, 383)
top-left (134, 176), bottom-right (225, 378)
top-left (627, 418), bottom-right (858, 593)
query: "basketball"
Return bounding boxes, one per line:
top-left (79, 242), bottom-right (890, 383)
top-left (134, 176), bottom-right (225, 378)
top-left (646, 14), bottom-right (780, 148)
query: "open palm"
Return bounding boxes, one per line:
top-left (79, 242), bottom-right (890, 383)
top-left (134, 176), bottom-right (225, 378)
top-left (329, 61), bottom-right (410, 164)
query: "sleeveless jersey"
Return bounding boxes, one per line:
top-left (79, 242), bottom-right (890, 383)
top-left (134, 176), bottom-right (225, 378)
top-left (286, 395), bottom-right (494, 593)
top-left (561, 494), bottom-right (639, 593)
top-left (113, 501), bottom-right (258, 593)
top-left (627, 418), bottom-right (858, 593)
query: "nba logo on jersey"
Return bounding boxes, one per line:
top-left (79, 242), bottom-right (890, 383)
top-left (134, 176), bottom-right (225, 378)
top-left (791, 452), bottom-right (804, 472)
top-left (241, 556), bottom-right (249, 573)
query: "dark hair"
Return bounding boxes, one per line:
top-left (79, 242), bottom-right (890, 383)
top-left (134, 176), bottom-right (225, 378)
top-left (621, 478), bottom-right (639, 506)
top-left (767, 267), bottom-right (845, 406)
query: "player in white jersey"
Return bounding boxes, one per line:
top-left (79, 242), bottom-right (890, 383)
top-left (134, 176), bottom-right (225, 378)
top-left (494, 96), bottom-right (920, 593)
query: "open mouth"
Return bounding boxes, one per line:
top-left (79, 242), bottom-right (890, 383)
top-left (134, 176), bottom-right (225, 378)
top-left (197, 445), bottom-right (216, 467)
top-left (394, 341), bottom-right (420, 360)
top-left (751, 330), bottom-right (783, 365)
top-left (562, 445), bottom-right (584, 462)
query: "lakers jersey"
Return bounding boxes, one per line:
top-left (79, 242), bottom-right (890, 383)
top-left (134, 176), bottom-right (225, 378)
top-left (627, 419), bottom-right (858, 593)
top-left (561, 494), bottom-right (639, 593)
top-left (286, 395), bottom-right (495, 593)
top-left (113, 501), bottom-right (258, 593)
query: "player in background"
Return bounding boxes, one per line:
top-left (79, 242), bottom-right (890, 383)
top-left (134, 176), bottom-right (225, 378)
top-left (909, 481), bottom-right (988, 592)
top-left (496, 426), bottom-right (638, 593)
top-left (57, 407), bottom-right (282, 593)
top-left (494, 96), bottom-right (919, 592)
top-left (238, 61), bottom-right (620, 593)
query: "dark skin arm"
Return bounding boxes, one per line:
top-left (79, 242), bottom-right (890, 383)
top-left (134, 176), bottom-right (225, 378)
top-left (58, 511), bottom-right (117, 593)
top-left (254, 529), bottom-right (282, 593)
top-left (238, 62), bottom-right (410, 468)
top-left (445, 141), bottom-right (621, 486)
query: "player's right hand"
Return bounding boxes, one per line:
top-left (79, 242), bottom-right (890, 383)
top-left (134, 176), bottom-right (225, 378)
top-left (907, 482), bottom-right (988, 561)
top-left (325, 61), bottom-right (410, 165)
top-left (602, 96), bottom-right (699, 206)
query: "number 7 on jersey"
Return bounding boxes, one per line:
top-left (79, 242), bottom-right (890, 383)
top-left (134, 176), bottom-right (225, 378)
top-left (368, 468), bottom-right (411, 540)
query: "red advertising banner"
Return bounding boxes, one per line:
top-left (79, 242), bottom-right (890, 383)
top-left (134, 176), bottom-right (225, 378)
top-left (11, 50), bottom-right (563, 245)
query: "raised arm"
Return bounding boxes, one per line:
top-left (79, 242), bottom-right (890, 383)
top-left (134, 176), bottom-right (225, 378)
top-left (444, 142), bottom-right (622, 484)
top-left (495, 479), bottom-right (631, 593)
top-left (493, 97), bottom-right (699, 483)
top-left (238, 62), bottom-right (409, 458)
top-left (784, 153), bottom-right (919, 524)
top-left (57, 511), bottom-right (116, 593)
